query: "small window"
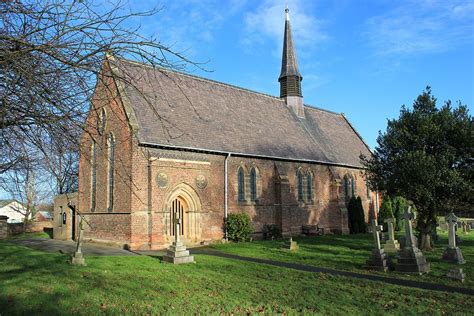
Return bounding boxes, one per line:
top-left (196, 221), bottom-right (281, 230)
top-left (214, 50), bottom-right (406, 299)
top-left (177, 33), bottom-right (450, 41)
top-left (250, 167), bottom-right (257, 201)
top-left (306, 171), bottom-right (313, 201)
top-left (62, 212), bottom-right (67, 225)
top-left (297, 169), bottom-right (304, 201)
top-left (238, 167), bottom-right (245, 202)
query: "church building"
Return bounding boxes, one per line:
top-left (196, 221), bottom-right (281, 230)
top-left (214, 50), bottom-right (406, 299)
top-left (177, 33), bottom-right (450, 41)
top-left (75, 8), bottom-right (376, 250)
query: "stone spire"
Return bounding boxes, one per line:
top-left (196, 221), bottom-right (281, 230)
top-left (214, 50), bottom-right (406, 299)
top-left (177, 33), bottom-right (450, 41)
top-left (279, 7), bottom-right (304, 117)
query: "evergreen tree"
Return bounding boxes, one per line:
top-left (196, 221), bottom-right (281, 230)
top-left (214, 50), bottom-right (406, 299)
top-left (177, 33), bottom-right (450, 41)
top-left (378, 196), bottom-right (394, 231)
top-left (392, 196), bottom-right (407, 231)
top-left (362, 87), bottom-right (473, 250)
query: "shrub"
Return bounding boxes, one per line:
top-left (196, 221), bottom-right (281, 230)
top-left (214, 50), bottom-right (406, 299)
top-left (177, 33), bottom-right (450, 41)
top-left (225, 213), bottom-right (253, 241)
top-left (262, 224), bottom-right (282, 239)
top-left (348, 196), bottom-right (367, 234)
top-left (392, 196), bottom-right (407, 231)
top-left (355, 197), bottom-right (367, 233)
top-left (378, 196), bottom-right (394, 231)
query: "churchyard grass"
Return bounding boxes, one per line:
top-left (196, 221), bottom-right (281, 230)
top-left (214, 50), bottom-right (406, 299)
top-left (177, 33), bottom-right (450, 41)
top-left (1, 241), bottom-right (472, 314)
top-left (9, 231), bottom-right (51, 240)
top-left (211, 230), bottom-right (474, 289)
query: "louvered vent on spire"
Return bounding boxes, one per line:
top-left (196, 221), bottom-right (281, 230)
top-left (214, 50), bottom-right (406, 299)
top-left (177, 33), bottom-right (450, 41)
top-left (279, 7), bottom-right (302, 98)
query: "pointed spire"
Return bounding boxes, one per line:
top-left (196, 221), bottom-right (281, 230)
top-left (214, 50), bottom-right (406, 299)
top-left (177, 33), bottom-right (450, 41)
top-left (279, 7), bottom-right (304, 117)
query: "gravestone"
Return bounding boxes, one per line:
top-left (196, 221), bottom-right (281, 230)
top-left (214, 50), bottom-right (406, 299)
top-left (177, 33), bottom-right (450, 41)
top-left (283, 237), bottom-right (299, 251)
top-left (442, 213), bottom-right (465, 264)
top-left (383, 217), bottom-right (400, 254)
top-left (467, 225), bottom-right (471, 233)
top-left (446, 267), bottom-right (465, 283)
top-left (366, 220), bottom-right (388, 272)
top-left (461, 221), bottom-right (467, 233)
top-left (163, 215), bottom-right (195, 264)
top-left (395, 206), bottom-right (430, 274)
top-left (0, 216), bottom-right (8, 240)
top-left (71, 217), bottom-right (86, 266)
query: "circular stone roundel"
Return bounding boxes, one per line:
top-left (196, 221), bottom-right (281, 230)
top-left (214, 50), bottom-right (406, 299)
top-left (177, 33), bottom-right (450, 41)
top-left (156, 172), bottom-right (168, 188)
top-left (196, 174), bottom-right (208, 189)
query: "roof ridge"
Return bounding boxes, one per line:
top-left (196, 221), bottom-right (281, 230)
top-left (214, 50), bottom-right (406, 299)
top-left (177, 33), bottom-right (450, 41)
top-left (117, 57), bottom-right (284, 102)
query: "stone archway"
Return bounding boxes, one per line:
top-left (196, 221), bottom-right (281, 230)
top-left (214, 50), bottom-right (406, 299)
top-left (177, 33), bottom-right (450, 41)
top-left (163, 183), bottom-right (202, 243)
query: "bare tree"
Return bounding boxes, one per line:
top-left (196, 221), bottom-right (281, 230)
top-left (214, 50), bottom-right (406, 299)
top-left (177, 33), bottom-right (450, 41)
top-left (0, 0), bottom-right (200, 187)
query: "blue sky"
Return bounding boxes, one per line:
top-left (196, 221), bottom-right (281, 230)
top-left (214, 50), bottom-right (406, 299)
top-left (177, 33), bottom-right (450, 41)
top-left (129, 0), bottom-right (474, 149)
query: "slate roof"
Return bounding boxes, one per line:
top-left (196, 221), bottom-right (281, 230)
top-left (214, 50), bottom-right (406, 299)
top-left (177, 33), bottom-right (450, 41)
top-left (0, 199), bottom-right (20, 208)
top-left (112, 59), bottom-right (371, 168)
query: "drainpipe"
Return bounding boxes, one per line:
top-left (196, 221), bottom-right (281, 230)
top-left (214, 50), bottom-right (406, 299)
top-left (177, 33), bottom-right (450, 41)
top-left (224, 153), bottom-right (231, 240)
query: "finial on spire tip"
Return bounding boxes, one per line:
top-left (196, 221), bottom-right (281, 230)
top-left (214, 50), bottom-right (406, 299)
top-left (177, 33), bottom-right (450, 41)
top-left (285, 5), bottom-right (290, 21)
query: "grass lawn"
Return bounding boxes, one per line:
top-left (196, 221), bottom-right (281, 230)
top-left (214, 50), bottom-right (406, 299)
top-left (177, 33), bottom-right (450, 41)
top-left (0, 241), bottom-right (472, 314)
top-left (210, 230), bottom-right (474, 289)
top-left (8, 231), bottom-right (51, 240)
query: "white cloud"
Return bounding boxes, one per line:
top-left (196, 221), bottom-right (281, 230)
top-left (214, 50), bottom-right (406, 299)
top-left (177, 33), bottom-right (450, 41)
top-left (241, 0), bottom-right (327, 56)
top-left (364, 0), bottom-right (474, 57)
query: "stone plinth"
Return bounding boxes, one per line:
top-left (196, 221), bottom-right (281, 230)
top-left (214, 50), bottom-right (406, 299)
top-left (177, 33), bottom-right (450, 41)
top-left (366, 249), bottom-right (389, 272)
top-left (446, 268), bottom-right (465, 282)
top-left (283, 237), bottom-right (298, 251)
top-left (383, 239), bottom-right (400, 254)
top-left (71, 252), bottom-right (86, 266)
top-left (396, 247), bottom-right (430, 273)
top-left (0, 216), bottom-right (8, 240)
top-left (162, 241), bottom-right (195, 264)
top-left (442, 247), bottom-right (466, 264)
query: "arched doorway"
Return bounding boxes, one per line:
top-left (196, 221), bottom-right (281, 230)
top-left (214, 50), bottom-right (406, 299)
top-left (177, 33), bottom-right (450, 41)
top-left (164, 183), bottom-right (202, 243)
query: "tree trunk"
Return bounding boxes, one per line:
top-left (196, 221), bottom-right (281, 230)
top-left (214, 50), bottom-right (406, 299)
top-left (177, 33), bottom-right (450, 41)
top-left (420, 233), bottom-right (432, 251)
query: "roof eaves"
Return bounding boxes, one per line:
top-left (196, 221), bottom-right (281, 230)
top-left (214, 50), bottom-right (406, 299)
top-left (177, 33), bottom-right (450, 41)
top-left (139, 141), bottom-right (364, 169)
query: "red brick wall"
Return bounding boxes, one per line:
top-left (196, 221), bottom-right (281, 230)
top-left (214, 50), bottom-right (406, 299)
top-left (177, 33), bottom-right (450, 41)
top-left (77, 66), bottom-right (132, 245)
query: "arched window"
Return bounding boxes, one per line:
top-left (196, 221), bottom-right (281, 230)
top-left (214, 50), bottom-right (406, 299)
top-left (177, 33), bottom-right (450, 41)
top-left (97, 108), bottom-right (106, 135)
top-left (238, 167), bottom-right (245, 202)
top-left (90, 140), bottom-right (97, 211)
top-left (62, 211), bottom-right (67, 225)
top-left (344, 175), bottom-right (351, 199)
top-left (250, 167), bottom-right (257, 201)
top-left (297, 169), bottom-right (304, 201)
top-left (351, 176), bottom-right (356, 197)
top-left (366, 179), bottom-right (371, 199)
top-left (306, 171), bottom-right (313, 201)
top-left (107, 133), bottom-right (115, 212)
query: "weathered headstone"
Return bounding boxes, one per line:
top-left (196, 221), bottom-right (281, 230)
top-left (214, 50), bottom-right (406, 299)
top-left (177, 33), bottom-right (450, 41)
top-left (283, 237), bottom-right (299, 251)
top-left (446, 267), bottom-right (465, 283)
top-left (395, 206), bottom-right (430, 274)
top-left (0, 216), bottom-right (8, 240)
top-left (462, 221), bottom-right (467, 233)
top-left (366, 220), bottom-right (388, 271)
top-left (71, 217), bottom-right (86, 266)
top-left (383, 217), bottom-right (400, 254)
top-left (163, 214), bottom-right (195, 264)
top-left (442, 213), bottom-right (465, 264)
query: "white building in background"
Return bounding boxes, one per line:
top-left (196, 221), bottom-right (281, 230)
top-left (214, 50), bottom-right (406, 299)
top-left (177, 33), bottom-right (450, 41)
top-left (0, 200), bottom-right (31, 223)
